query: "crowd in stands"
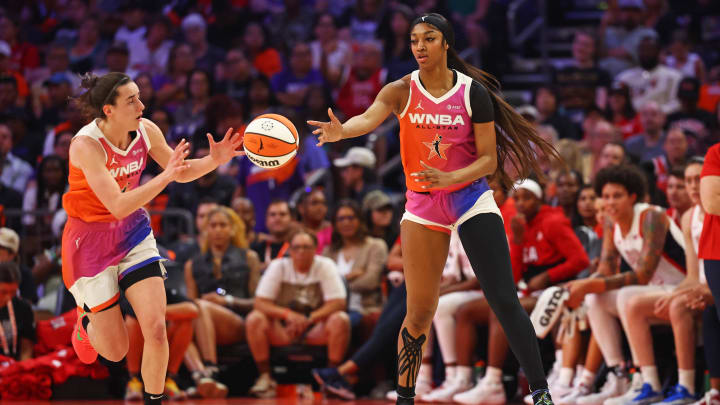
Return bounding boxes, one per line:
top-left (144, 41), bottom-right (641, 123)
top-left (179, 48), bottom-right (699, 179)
top-left (1, 0), bottom-right (720, 404)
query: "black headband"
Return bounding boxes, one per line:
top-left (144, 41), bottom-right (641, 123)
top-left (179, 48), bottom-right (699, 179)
top-left (101, 75), bottom-right (131, 107)
top-left (411, 14), bottom-right (455, 48)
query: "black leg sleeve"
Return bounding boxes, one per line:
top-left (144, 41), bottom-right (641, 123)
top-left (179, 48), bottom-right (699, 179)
top-left (458, 213), bottom-right (548, 391)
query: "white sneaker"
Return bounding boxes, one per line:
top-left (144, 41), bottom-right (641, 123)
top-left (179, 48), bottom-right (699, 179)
top-left (604, 373), bottom-right (643, 405)
top-left (385, 379), bottom-right (432, 401)
top-left (453, 377), bottom-right (506, 405)
top-left (420, 377), bottom-right (472, 402)
top-left (551, 383), bottom-right (575, 399)
top-left (557, 383), bottom-right (593, 405)
top-left (576, 372), bottom-right (630, 404)
top-left (547, 358), bottom-right (562, 388)
top-left (690, 389), bottom-right (720, 405)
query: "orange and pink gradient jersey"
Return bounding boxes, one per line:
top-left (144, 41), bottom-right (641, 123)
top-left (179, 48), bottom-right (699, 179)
top-left (398, 70), bottom-right (487, 194)
top-left (63, 120), bottom-right (150, 222)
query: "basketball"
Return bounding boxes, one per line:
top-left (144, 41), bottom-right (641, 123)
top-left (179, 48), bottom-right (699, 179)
top-left (243, 113), bottom-right (299, 168)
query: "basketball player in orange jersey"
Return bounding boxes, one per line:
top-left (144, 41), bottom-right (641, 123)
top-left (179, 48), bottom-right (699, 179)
top-left (309, 13), bottom-right (558, 405)
top-left (62, 72), bottom-right (243, 405)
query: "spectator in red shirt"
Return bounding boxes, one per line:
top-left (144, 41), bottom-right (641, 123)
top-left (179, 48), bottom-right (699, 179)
top-left (510, 179), bottom-right (589, 289)
top-left (700, 142), bottom-right (720, 318)
top-left (336, 41), bottom-right (386, 119)
top-left (0, 16), bottom-right (39, 75)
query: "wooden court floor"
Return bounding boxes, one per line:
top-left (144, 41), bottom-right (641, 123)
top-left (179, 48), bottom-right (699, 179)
top-left (0, 399), bottom-right (527, 404)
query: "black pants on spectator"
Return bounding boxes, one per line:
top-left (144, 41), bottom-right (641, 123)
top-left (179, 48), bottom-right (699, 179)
top-left (351, 282), bottom-right (407, 368)
top-left (704, 260), bottom-right (720, 379)
top-left (703, 305), bottom-right (720, 379)
top-left (705, 260), bottom-right (720, 320)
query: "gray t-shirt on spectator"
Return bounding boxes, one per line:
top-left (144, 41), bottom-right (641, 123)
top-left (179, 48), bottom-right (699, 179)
top-left (624, 132), bottom-right (666, 162)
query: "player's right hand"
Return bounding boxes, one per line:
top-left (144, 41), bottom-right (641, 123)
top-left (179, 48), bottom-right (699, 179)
top-left (163, 138), bottom-right (190, 182)
top-left (308, 108), bottom-right (343, 146)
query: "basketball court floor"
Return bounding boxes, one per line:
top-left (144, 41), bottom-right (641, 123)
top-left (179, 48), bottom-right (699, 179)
top-left (0, 399), bottom-right (527, 404)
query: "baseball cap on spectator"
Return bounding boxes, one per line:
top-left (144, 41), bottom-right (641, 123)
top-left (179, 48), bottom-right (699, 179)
top-left (515, 178), bottom-right (543, 199)
top-left (0, 41), bottom-right (10, 58)
top-left (362, 190), bottom-right (393, 213)
top-left (516, 105), bottom-right (540, 122)
top-left (182, 13), bottom-right (206, 32)
top-left (618, 0), bottom-right (645, 9)
top-left (677, 77), bottom-right (700, 101)
top-left (44, 72), bottom-right (71, 87)
top-left (333, 147), bottom-right (376, 169)
top-left (609, 81), bottom-right (630, 96)
top-left (107, 41), bottom-right (129, 55)
top-left (0, 228), bottom-right (19, 254)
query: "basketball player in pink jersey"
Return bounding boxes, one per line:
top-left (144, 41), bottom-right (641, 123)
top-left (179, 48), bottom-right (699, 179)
top-left (309, 13), bottom-right (558, 405)
top-left (63, 72), bottom-right (243, 405)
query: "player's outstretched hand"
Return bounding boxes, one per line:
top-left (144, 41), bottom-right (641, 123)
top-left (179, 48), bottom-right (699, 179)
top-left (162, 139), bottom-right (190, 182)
top-left (209, 127), bottom-right (245, 165)
top-left (308, 108), bottom-right (343, 146)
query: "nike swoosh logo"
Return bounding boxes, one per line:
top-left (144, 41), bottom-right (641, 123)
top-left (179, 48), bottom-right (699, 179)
top-left (150, 395), bottom-right (163, 400)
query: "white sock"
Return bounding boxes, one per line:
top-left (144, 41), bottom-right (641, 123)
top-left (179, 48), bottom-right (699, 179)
top-left (678, 369), bottom-right (695, 394)
top-left (444, 365), bottom-right (457, 383)
top-left (580, 369), bottom-right (596, 387)
top-left (485, 366), bottom-right (502, 384)
top-left (641, 366), bottom-right (661, 392)
top-left (554, 350), bottom-right (563, 367)
top-left (559, 367), bottom-right (574, 386)
top-left (576, 365), bottom-right (584, 378)
top-left (419, 363), bottom-right (432, 383)
top-left (457, 366), bottom-right (473, 383)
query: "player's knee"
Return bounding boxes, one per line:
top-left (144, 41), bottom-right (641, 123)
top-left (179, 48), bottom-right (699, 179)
top-left (105, 334), bottom-right (129, 361)
top-left (622, 294), bottom-right (642, 315)
top-left (142, 317), bottom-right (167, 346)
top-left (406, 306), bottom-right (435, 330)
top-left (246, 310), bottom-right (268, 330)
top-left (434, 296), bottom-right (453, 319)
top-left (454, 302), bottom-right (475, 323)
top-left (669, 297), bottom-right (689, 321)
top-left (327, 311), bottom-right (351, 333)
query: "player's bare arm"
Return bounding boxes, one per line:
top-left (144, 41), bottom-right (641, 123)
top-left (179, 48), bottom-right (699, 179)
top-left (603, 209), bottom-right (668, 290)
top-left (70, 135), bottom-right (190, 219)
top-left (700, 174), bottom-right (720, 215)
top-left (143, 118), bottom-right (243, 183)
top-left (596, 215), bottom-right (621, 276)
top-left (308, 78), bottom-right (408, 145)
top-left (679, 208), bottom-right (700, 285)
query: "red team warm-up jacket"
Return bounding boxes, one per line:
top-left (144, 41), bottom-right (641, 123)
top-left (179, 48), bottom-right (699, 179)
top-left (510, 206), bottom-right (589, 284)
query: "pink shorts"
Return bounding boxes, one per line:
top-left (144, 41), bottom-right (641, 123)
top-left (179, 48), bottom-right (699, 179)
top-left (401, 180), bottom-right (500, 234)
top-left (61, 209), bottom-right (163, 312)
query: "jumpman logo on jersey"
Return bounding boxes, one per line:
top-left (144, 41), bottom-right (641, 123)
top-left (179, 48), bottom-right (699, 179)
top-left (75, 238), bottom-right (80, 249)
top-left (422, 134), bottom-right (451, 160)
top-left (415, 99), bottom-right (424, 111)
top-left (109, 155), bottom-right (118, 166)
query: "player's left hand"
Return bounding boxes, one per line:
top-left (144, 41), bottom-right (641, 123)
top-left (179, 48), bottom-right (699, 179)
top-left (565, 278), bottom-right (604, 308)
top-left (411, 161), bottom-right (457, 189)
top-left (208, 127), bottom-right (245, 165)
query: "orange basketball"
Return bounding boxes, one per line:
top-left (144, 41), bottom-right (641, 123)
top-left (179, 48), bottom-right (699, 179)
top-left (243, 113), bottom-right (299, 168)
